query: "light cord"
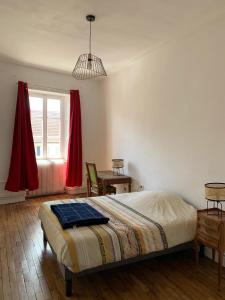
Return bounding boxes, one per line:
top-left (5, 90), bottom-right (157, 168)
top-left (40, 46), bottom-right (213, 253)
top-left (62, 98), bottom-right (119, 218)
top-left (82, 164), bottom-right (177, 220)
top-left (89, 20), bottom-right (92, 54)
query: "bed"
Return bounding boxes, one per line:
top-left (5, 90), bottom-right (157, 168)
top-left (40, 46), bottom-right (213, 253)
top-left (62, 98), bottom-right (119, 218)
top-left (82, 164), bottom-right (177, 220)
top-left (39, 191), bottom-right (197, 296)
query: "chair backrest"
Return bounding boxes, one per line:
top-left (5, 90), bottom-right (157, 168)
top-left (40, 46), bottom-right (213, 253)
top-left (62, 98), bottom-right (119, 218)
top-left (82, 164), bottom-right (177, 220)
top-left (86, 162), bottom-right (98, 188)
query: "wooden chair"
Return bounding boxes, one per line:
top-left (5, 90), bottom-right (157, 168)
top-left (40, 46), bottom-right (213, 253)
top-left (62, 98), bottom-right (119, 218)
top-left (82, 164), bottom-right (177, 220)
top-left (86, 162), bottom-right (116, 196)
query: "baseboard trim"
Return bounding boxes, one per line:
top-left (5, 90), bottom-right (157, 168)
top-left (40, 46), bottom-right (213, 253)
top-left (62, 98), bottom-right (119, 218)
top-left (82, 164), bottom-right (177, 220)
top-left (0, 195), bottom-right (26, 205)
top-left (65, 186), bottom-right (86, 195)
top-left (0, 181), bottom-right (26, 204)
top-left (26, 187), bottom-right (87, 198)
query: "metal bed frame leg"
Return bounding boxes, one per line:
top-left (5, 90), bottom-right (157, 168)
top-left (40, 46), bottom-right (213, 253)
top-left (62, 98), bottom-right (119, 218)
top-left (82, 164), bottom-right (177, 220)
top-left (200, 245), bottom-right (205, 257)
top-left (43, 231), bottom-right (48, 248)
top-left (65, 267), bottom-right (73, 297)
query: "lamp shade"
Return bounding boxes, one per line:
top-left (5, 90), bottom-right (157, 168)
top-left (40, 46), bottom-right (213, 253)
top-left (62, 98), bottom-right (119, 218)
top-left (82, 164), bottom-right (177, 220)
top-left (72, 53), bottom-right (107, 80)
top-left (112, 159), bottom-right (124, 169)
top-left (205, 182), bottom-right (225, 201)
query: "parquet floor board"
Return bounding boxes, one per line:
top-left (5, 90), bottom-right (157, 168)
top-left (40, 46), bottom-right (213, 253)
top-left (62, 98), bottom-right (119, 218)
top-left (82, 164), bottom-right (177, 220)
top-left (0, 194), bottom-right (225, 299)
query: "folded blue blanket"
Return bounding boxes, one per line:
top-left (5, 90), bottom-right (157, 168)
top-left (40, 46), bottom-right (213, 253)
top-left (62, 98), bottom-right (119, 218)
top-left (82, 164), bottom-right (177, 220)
top-left (51, 203), bottom-right (109, 229)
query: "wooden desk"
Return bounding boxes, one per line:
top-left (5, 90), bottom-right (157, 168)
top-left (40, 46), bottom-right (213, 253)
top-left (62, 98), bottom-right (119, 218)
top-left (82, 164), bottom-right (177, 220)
top-left (87, 170), bottom-right (132, 196)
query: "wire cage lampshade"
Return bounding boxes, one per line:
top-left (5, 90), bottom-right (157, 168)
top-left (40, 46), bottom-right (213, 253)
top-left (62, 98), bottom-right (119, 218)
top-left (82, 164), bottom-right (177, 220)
top-left (112, 159), bottom-right (124, 176)
top-left (205, 182), bottom-right (225, 217)
top-left (72, 15), bottom-right (107, 80)
top-left (72, 53), bottom-right (107, 80)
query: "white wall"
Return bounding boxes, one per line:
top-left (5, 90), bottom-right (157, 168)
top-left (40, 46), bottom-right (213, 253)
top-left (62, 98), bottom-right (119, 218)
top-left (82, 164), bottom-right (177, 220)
top-left (0, 61), bottom-right (107, 203)
top-left (103, 16), bottom-right (225, 208)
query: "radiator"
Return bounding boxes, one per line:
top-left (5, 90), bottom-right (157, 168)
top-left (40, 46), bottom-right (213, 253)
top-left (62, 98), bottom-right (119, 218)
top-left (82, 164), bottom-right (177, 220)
top-left (28, 160), bottom-right (66, 197)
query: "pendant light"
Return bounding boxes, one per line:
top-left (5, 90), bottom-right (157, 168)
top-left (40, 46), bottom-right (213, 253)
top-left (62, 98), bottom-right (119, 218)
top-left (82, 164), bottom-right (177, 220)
top-left (72, 15), bottom-right (107, 80)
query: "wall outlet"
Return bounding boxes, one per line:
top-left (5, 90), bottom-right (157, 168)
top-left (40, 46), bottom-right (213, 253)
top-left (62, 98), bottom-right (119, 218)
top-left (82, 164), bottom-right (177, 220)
top-left (139, 185), bottom-right (144, 191)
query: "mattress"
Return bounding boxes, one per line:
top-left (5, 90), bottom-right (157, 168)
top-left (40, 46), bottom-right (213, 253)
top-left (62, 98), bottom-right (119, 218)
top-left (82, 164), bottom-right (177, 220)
top-left (39, 191), bottom-right (197, 273)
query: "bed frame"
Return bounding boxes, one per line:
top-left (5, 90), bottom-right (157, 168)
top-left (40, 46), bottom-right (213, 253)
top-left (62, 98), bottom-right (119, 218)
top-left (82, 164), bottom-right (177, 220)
top-left (41, 224), bottom-right (200, 297)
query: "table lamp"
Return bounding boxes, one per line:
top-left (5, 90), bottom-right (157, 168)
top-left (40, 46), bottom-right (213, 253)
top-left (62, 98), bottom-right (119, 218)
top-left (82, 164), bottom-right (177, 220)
top-left (112, 159), bottom-right (124, 175)
top-left (205, 182), bottom-right (225, 217)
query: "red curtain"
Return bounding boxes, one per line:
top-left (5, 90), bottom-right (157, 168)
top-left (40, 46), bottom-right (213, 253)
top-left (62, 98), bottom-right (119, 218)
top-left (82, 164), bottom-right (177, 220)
top-left (5, 81), bottom-right (39, 192)
top-left (65, 90), bottom-right (82, 187)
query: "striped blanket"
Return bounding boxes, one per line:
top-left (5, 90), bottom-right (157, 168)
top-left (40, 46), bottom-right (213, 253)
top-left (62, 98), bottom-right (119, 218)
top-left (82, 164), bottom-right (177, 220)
top-left (39, 195), bottom-right (168, 273)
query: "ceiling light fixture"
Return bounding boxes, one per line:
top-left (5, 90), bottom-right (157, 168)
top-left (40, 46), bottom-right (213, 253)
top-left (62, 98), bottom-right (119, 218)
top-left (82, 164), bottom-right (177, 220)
top-left (72, 15), bottom-right (107, 80)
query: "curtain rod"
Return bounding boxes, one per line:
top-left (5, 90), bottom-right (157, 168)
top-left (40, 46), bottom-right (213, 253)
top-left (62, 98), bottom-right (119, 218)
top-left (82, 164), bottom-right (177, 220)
top-left (27, 84), bottom-right (70, 95)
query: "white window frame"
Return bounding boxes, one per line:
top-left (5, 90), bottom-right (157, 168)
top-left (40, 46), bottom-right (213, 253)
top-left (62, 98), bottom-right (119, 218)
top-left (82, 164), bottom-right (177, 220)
top-left (29, 90), bottom-right (66, 160)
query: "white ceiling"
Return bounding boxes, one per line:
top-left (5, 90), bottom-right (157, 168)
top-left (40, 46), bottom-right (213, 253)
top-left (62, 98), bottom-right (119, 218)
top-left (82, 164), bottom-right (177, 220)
top-left (0, 0), bottom-right (225, 75)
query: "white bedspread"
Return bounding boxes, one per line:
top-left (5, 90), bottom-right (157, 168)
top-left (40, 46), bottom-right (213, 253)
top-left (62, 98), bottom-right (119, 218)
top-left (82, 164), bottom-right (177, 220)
top-left (114, 191), bottom-right (197, 248)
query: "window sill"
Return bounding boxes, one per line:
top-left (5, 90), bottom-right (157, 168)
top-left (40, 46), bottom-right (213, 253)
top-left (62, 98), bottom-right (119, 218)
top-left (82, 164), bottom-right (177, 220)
top-left (36, 159), bottom-right (66, 165)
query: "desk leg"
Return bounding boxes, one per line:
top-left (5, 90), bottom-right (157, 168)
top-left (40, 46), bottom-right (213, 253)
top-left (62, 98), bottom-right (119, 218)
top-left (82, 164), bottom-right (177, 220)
top-left (128, 182), bottom-right (131, 193)
top-left (102, 183), bottom-right (106, 195)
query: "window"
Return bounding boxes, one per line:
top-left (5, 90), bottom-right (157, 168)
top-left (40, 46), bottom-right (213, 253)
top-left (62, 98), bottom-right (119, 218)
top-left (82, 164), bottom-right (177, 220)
top-left (29, 91), bottom-right (67, 159)
top-left (47, 99), bottom-right (61, 158)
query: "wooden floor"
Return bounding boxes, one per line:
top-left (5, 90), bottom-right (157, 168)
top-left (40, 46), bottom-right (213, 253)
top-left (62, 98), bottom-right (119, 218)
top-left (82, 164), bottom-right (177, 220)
top-left (0, 195), bottom-right (225, 300)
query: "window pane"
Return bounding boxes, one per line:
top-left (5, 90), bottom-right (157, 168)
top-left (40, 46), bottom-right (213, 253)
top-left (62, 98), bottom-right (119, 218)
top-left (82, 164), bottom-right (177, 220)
top-left (47, 118), bottom-right (60, 142)
top-left (47, 143), bottom-right (60, 158)
top-left (47, 98), bottom-right (61, 158)
top-left (30, 97), bottom-right (43, 158)
top-left (34, 143), bottom-right (43, 158)
top-left (47, 99), bottom-right (60, 118)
